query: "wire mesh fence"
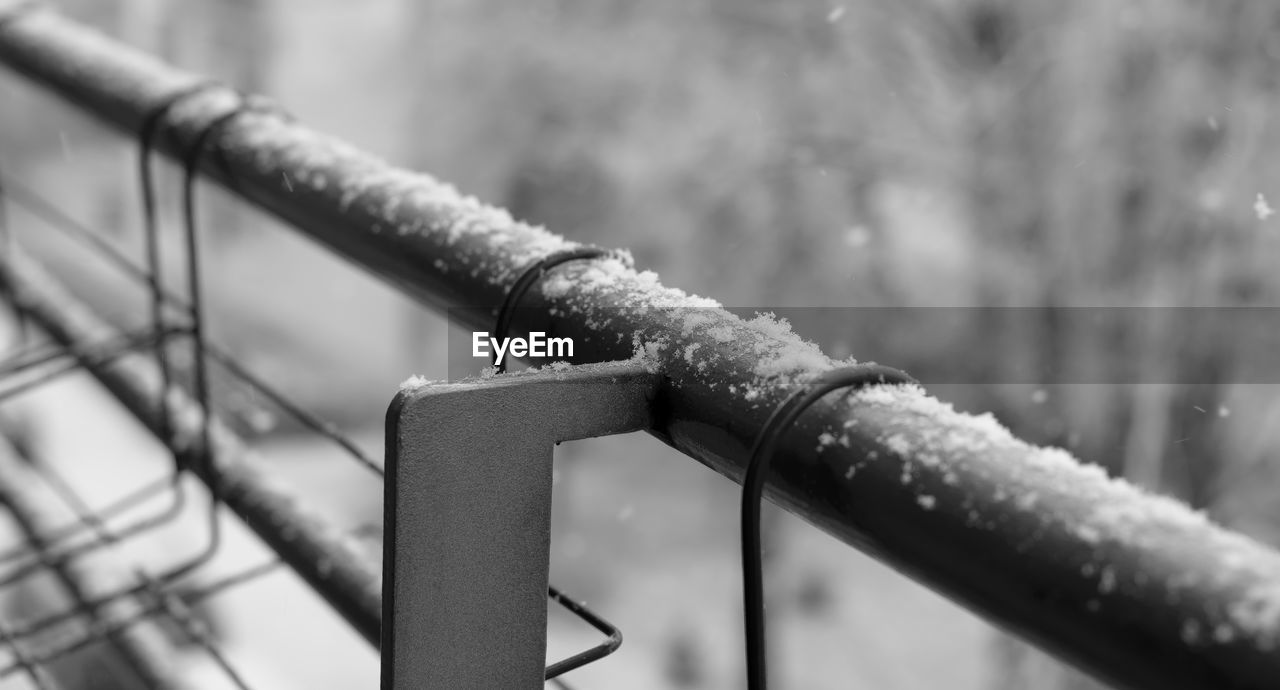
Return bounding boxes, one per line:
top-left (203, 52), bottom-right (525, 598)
top-left (0, 64), bottom-right (615, 690)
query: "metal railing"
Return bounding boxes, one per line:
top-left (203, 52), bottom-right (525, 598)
top-left (0, 5), bottom-right (1277, 689)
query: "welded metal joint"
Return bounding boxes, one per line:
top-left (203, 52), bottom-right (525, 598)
top-left (382, 360), bottom-right (660, 689)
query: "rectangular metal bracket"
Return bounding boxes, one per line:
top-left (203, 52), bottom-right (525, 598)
top-left (381, 360), bottom-right (660, 689)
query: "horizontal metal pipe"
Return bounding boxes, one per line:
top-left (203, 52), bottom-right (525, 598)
top-left (0, 250), bottom-right (382, 648)
top-left (2, 7), bottom-right (1280, 688)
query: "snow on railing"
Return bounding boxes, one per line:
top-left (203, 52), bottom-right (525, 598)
top-left (0, 5), bottom-right (1278, 689)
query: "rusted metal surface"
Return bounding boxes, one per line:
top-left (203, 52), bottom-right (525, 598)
top-left (2, 8), bottom-right (1280, 688)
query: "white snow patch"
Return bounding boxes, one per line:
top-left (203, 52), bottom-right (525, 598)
top-left (541, 273), bottom-right (575, 299)
top-left (883, 434), bottom-right (912, 457)
top-left (1075, 525), bottom-right (1102, 544)
top-left (707, 325), bottom-right (736, 343)
top-left (1229, 583), bottom-right (1280, 649)
top-left (399, 375), bottom-right (431, 390)
top-left (1256, 193), bottom-right (1275, 221)
top-left (843, 382), bottom-right (1280, 650)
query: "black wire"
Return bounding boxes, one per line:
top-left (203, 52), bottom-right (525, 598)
top-left (161, 97), bottom-right (278, 583)
top-left (545, 584), bottom-right (623, 680)
top-left (741, 364), bottom-right (917, 690)
top-left (0, 475), bottom-right (170, 566)
top-left (138, 79), bottom-right (222, 452)
top-left (0, 172), bottom-right (382, 476)
top-left (0, 327), bottom-right (181, 408)
top-left (176, 105), bottom-right (235, 573)
top-left (0, 162), bottom-right (31, 345)
top-left (0, 325), bottom-right (184, 381)
top-left (491, 246), bottom-right (610, 373)
top-left (141, 572), bottom-right (257, 690)
top-left (0, 559), bottom-right (279, 677)
top-left (0, 84), bottom-right (240, 594)
top-left (0, 84), bottom-right (245, 599)
top-left (0, 618), bottom-right (54, 690)
top-left (149, 95), bottom-right (287, 586)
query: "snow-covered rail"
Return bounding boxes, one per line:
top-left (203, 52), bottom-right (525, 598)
top-left (1, 6), bottom-right (1279, 689)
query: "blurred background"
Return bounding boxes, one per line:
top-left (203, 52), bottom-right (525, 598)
top-left (1, 0), bottom-right (1279, 687)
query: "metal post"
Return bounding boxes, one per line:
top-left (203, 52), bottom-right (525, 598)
top-left (383, 362), bottom-right (657, 688)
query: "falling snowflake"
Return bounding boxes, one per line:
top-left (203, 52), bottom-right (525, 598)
top-left (1255, 193), bottom-right (1275, 221)
top-left (827, 6), bottom-right (846, 22)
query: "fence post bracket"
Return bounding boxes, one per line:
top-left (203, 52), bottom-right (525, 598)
top-left (382, 360), bottom-right (660, 689)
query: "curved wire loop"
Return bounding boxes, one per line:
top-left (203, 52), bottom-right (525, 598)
top-left (741, 363), bottom-right (918, 690)
top-left (490, 246), bottom-right (610, 373)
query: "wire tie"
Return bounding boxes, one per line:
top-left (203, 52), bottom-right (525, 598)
top-left (741, 363), bottom-right (917, 690)
top-left (490, 246), bottom-right (611, 373)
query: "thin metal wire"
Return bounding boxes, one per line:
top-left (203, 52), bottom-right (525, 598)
top-left (0, 559), bottom-right (279, 678)
top-left (0, 173), bottom-right (383, 475)
top-left (0, 90), bottom-right (263, 657)
top-left (0, 618), bottom-right (54, 690)
top-left (491, 246), bottom-right (610, 374)
top-left (0, 340), bottom-right (66, 379)
top-left (0, 325), bottom-right (195, 582)
top-left (0, 451), bottom-right (165, 689)
top-left (0, 326), bottom-right (185, 381)
top-left (0, 163), bottom-right (31, 345)
top-left (0, 327), bottom-right (182, 407)
top-left (0, 90), bottom-right (372, 603)
top-left (741, 364), bottom-right (917, 690)
top-left (140, 572), bottom-right (256, 690)
top-left (1, 244), bottom-right (385, 648)
top-left (153, 96), bottom-right (286, 586)
top-left (0, 475), bottom-right (170, 567)
top-left (23, 456), bottom-right (117, 551)
top-left (545, 584), bottom-right (623, 680)
top-left (0, 435), bottom-right (272, 677)
top-left (137, 79), bottom-right (220, 455)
